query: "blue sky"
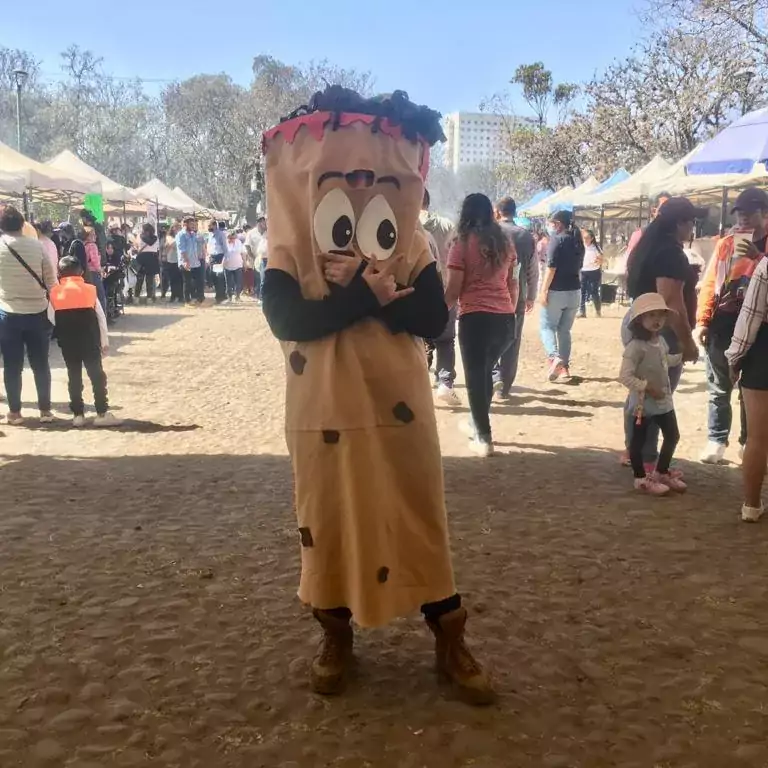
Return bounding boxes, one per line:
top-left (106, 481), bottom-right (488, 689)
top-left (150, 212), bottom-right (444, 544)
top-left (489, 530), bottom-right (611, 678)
top-left (6, 0), bottom-right (641, 117)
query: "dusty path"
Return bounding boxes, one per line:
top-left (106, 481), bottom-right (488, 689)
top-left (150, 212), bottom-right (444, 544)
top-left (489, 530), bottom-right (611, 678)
top-left (0, 299), bottom-right (765, 768)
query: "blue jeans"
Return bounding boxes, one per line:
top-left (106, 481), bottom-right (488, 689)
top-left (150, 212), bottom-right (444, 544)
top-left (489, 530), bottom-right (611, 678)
top-left (705, 329), bottom-right (747, 446)
top-left (539, 289), bottom-right (580, 365)
top-left (0, 310), bottom-right (52, 414)
top-left (87, 270), bottom-right (107, 314)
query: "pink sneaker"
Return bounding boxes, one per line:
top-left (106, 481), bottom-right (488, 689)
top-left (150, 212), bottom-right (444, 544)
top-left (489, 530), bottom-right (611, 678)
top-left (634, 477), bottom-right (670, 496)
top-left (644, 462), bottom-right (683, 480)
top-left (653, 472), bottom-right (688, 493)
top-left (547, 358), bottom-right (564, 382)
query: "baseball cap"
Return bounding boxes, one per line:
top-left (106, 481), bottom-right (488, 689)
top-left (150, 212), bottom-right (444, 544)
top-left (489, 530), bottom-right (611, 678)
top-left (731, 187), bottom-right (768, 214)
top-left (656, 196), bottom-right (707, 222)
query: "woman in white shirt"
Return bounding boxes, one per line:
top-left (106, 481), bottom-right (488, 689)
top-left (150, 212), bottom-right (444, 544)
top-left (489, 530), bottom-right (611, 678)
top-left (579, 229), bottom-right (603, 318)
top-left (0, 205), bottom-right (58, 425)
top-left (223, 231), bottom-right (244, 302)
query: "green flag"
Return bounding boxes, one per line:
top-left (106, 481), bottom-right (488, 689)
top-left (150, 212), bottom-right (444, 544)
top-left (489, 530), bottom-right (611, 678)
top-left (83, 193), bottom-right (104, 223)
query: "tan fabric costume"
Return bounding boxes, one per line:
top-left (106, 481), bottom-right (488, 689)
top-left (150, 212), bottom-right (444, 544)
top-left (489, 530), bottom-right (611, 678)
top-left (263, 112), bottom-right (456, 628)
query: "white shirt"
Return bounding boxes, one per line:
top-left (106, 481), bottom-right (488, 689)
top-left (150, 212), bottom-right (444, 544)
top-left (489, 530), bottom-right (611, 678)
top-left (246, 228), bottom-right (262, 255)
top-left (223, 239), bottom-right (244, 270)
top-left (256, 235), bottom-right (268, 263)
top-left (582, 244), bottom-right (602, 272)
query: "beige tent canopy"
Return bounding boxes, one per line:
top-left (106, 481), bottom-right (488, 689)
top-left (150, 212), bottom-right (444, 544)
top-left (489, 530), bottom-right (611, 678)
top-left (0, 140), bottom-right (100, 199)
top-left (172, 187), bottom-right (229, 220)
top-left (527, 176), bottom-right (599, 217)
top-left (46, 150), bottom-right (141, 203)
top-left (134, 179), bottom-right (194, 213)
top-left (0, 170), bottom-right (27, 198)
top-left (587, 156), bottom-right (672, 209)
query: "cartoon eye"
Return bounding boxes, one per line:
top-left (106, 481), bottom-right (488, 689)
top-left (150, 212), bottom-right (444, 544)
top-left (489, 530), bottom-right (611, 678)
top-left (313, 188), bottom-right (356, 252)
top-left (356, 195), bottom-right (398, 261)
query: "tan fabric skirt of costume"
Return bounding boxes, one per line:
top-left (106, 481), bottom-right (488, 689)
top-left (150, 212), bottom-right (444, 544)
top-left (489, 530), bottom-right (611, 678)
top-left (284, 322), bottom-right (456, 628)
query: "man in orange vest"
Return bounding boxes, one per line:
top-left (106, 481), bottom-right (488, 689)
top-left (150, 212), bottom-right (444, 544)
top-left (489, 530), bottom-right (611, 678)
top-left (49, 256), bottom-right (121, 428)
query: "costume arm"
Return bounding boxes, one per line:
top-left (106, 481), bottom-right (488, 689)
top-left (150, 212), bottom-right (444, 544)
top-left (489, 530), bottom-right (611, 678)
top-left (379, 261), bottom-right (448, 338)
top-left (262, 267), bottom-right (380, 342)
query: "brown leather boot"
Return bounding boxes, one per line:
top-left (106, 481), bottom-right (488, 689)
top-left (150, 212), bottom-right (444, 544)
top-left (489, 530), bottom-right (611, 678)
top-left (426, 607), bottom-right (496, 705)
top-left (311, 608), bottom-right (353, 695)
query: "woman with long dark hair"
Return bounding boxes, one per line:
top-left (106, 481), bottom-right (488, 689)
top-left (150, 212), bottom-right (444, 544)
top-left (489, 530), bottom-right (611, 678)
top-left (621, 197), bottom-right (701, 469)
top-left (579, 229), bottom-right (603, 318)
top-left (445, 193), bottom-right (518, 457)
top-left (538, 209), bottom-right (585, 380)
top-left (134, 223), bottom-right (160, 303)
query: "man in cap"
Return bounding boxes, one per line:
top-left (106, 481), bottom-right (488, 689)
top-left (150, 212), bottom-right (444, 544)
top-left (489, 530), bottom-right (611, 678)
top-left (696, 187), bottom-right (768, 464)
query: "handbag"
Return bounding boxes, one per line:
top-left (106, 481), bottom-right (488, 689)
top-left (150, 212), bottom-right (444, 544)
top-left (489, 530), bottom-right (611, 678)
top-left (3, 236), bottom-right (56, 326)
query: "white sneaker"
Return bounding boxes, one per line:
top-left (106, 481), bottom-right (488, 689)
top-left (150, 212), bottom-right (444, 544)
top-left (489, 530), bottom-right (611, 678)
top-left (437, 384), bottom-right (460, 406)
top-left (39, 412), bottom-right (55, 424)
top-left (742, 504), bottom-right (764, 523)
top-left (6, 412), bottom-right (23, 426)
top-left (700, 441), bottom-right (727, 464)
top-left (72, 415), bottom-right (87, 428)
top-left (469, 438), bottom-right (494, 457)
top-left (93, 412), bottom-right (123, 428)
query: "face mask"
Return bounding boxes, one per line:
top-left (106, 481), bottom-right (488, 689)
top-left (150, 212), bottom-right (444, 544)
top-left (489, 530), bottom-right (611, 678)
top-left (546, 224), bottom-right (557, 237)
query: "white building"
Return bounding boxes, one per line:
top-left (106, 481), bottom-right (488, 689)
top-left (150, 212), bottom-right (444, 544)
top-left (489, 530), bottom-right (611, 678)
top-left (442, 111), bottom-right (531, 173)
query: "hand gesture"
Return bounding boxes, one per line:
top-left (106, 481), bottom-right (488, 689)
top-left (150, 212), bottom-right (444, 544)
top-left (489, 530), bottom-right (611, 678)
top-left (362, 256), bottom-right (414, 306)
top-left (694, 324), bottom-right (709, 348)
top-left (323, 252), bottom-right (363, 288)
top-left (525, 299), bottom-right (535, 314)
top-left (736, 239), bottom-right (760, 259)
top-left (101, 345), bottom-right (109, 356)
top-left (683, 338), bottom-right (700, 364)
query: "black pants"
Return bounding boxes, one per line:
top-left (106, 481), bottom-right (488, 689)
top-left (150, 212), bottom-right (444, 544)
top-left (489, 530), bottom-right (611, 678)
top-left (458, 312), bottom-right (515, 440)
top-left (62, 344), bottom-right (108, 416)
top-left (580, 270), bottom-right (602, 316)
top-left (493, 308), bottom-right (526, 395)
top-left (165, 263), bottom-right (184, 302)
top-left (425, 306), bottom-right (457, 386)
top-left (630, 410), bottom-right (679, 478)
top-left (183, 266), bottom-right (205, 303)
top-left (135, 270), bottom-right (157, 301)
top-left (325, 594), bottom-right (461, 622)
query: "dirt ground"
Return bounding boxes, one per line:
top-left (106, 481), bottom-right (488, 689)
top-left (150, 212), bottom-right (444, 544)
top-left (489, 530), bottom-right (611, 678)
top-left (0, 297), bottom-right (766, 768)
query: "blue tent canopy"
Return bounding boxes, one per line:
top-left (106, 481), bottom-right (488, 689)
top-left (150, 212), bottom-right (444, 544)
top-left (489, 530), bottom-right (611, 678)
top-left (687, 108), bottom-right (768, 175)
top-left (518, 189), bottom-right (552, 212)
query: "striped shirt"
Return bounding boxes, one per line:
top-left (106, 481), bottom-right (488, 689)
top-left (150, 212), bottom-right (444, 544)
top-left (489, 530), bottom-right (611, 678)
top-left (726, 258), bottom-right (768, 368)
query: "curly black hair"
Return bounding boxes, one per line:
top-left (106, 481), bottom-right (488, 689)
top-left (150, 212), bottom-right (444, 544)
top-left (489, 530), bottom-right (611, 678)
top-left (280, 85), bottom-right (446, 147)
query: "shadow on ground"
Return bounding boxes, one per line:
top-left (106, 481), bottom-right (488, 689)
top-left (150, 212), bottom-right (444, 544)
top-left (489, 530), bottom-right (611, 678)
top-left (0, 447), bottom-right (763, 767)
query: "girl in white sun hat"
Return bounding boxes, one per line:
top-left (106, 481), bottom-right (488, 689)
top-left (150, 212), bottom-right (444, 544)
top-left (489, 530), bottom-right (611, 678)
top-left (619, 293), bottom-right (687, 495)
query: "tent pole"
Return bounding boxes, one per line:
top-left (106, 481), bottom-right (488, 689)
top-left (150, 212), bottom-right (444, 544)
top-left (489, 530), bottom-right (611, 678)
top-left (122, 201), bottom-right (126, 225)
top-left (719, 188), bottom-right (728, 236)
top-left (599, 205), bottom-right (605, 249)
top-left (638, 196), bottom-right (644, 229)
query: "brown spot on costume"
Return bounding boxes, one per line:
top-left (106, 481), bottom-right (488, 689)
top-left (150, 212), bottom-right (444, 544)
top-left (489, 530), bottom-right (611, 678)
top-left (263, 91), bottom-right (455, 628)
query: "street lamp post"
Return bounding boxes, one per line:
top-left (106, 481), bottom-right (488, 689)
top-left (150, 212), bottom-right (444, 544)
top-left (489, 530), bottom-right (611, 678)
top-left (13, 68), bottom-right (28, 154)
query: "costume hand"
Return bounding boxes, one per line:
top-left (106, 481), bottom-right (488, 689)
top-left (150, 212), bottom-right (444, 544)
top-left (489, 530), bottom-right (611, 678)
top-left (323, 252), bottom-right (363, 288)
top-left (525, 299), bottom-right (535, 314)
top-left (736, 239), bottom-right (760, 259)
top-left (694, 324), bottom-right (709, 347)
top-left (362, 256), bottom-right (414, 306)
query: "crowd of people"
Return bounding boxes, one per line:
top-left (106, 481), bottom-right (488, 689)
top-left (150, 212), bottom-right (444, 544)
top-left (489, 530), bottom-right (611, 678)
top-left (422, 186), bottom-right (767, 522)
top-left (0, 179), bottom-right (766, 521)
top-left (0, 202), bottom-right (270, 427)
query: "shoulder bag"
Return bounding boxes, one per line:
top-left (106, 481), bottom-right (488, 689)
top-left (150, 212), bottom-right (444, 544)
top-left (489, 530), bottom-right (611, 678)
top-left (3, 236), bottom-right (56, 326)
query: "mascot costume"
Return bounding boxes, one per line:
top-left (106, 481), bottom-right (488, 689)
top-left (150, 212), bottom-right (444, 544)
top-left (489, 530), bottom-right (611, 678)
top-left (262, 86), bottom-right (494, 705)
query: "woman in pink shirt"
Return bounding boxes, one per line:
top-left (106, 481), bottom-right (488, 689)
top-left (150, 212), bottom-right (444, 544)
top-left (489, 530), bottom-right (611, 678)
top-left (445, 193), bottom-right (518, 456)
top-left (83, 226), bottom-right (107, 314)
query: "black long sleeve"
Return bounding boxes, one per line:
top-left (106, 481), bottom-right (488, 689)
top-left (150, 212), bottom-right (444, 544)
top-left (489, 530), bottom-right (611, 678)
top-left (379, 261), bottom-right (449, 338)
top-left (262, 268), bottom-right (380, 342)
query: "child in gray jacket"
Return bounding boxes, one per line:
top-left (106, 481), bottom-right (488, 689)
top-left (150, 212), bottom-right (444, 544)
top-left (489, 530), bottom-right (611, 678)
top-left (619, 293), bottom-right (686, 496)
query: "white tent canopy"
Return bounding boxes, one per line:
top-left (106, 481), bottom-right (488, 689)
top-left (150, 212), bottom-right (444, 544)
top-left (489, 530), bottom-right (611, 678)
top-left (588, 155), bottom-right (673, 207)
top-left (0, 170), bottom-right (27, 196)
top-left (0, 140), bottom-right (100, 197)
top-left (530, 176), bottom-right (600, 215)
top-left (134, 179), bottom-right (194, 213)
top-left (172, 187), bottom-right (228, 220)
top-left (45, 150), bottom-right (140, 203)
